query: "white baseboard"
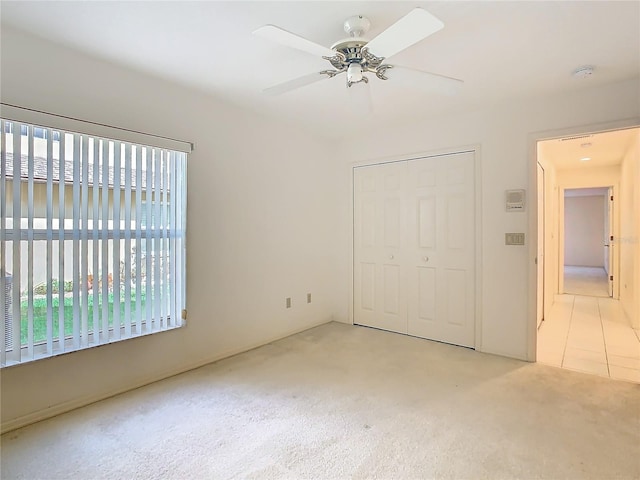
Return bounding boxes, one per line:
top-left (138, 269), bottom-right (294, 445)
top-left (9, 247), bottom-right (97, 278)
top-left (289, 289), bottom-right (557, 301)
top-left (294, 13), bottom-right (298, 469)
top-left (1, 319), bottom-right (332, 434)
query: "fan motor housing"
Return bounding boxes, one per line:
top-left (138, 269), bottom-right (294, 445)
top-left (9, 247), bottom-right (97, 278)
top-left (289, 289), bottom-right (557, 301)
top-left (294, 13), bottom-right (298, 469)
top-left (328, 39), bottom-right (385, 73)
top-left (331, 39), bottom-right (368, 62)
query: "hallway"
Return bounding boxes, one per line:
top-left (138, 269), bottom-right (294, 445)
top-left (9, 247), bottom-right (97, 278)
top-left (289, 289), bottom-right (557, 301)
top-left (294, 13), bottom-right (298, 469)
top-left (564, 265), bottom-right (609, 297)
top-left (537, 294), bottom-right (640, 383)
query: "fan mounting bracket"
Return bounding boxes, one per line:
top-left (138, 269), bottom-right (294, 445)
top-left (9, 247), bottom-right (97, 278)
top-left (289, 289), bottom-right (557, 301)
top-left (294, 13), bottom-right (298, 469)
top-left (343, 15), bottom-right (371, 37)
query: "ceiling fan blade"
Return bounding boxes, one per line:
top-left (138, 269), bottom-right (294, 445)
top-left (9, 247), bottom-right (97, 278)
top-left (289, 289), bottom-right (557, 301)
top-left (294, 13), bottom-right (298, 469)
top-left (383, 66), bottom-right (463, 96)
top-left (263, 71), bottom-right (331, 96)
top-left (347, 81), bottom-right (373, 114)
top-left (253, 25), bottom-right (335, 58)
top-left (365, 8), bottom-right (444, 60)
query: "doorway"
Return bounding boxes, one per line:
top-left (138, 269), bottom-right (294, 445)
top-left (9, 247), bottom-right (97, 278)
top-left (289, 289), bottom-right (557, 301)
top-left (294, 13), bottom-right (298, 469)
top-left (534, 126), bottom-right (640, 383)
top-left (562, 187), bottom-right (611, 298)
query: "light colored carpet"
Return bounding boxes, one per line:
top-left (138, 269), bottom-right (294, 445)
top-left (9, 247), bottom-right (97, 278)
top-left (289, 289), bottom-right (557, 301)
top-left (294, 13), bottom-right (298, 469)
top-left (2, 322), bottom-right (639, 479)
top-left (564, 265), bottom-right (609, 297)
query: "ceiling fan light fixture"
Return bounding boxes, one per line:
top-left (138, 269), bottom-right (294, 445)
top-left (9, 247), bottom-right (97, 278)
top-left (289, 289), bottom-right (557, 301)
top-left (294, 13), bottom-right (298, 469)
top-left (347, 63), bottom-right (364, 83)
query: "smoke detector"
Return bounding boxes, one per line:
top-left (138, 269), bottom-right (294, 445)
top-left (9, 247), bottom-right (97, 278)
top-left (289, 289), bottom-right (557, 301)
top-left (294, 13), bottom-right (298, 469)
top-left (572, 65), bottom-right (595, 79)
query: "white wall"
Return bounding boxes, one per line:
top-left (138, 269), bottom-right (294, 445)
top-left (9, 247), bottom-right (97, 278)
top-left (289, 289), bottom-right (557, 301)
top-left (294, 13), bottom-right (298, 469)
top-left (0, 26), bottom-right (343, 431)
top-left (619, 132), bottom-right (640, 328)
top-left (337, 80), bottom-right (640, 361)
top-left (564, 195), bottom-right (606, 267)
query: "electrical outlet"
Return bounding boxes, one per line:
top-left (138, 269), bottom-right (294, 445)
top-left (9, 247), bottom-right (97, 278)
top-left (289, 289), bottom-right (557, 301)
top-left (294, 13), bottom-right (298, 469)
top-left (286, 297), bottom-right (291, 308)
top-left (307, 293), bottom-right (312, 304)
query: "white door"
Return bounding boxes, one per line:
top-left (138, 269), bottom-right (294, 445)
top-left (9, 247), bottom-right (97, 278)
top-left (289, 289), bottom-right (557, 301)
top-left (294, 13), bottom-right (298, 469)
top-left (406, 152), bottom-right (476, 347)
top-left (353, 162), bottom-right (408, 334)
top-left (354, 152), bottom-right (476, 348)
top-left (606, 187), bottom-right (614, 297)
top-left (537, 162), bottom-right (545, 328)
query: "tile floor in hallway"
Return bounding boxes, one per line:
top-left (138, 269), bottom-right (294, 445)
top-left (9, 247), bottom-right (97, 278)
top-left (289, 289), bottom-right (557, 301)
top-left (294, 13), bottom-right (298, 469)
top-left (538, 294), bottom-right (640, 383)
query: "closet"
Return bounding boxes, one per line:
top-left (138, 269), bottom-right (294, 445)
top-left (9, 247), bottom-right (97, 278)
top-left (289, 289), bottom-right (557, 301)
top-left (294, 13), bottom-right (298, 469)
top-left (353, 151), bottom-right (476, 348)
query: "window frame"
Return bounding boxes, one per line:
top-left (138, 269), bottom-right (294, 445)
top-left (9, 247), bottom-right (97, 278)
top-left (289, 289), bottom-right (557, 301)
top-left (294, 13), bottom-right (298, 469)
top-left (0, 104), bottom-right (191, 367)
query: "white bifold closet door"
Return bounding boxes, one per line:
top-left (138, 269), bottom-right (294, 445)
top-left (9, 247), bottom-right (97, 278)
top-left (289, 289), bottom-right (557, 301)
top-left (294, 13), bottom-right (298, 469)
top-left (353, 161), bottom-right (408, 334)
top-left (354, 151), bottom-right (475, 348)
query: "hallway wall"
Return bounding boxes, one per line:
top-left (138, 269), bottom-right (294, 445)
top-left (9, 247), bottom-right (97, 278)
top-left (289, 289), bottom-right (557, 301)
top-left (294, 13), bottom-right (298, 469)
top-left (564, 195), bottom-right (606, 267)
top-left (619, 132), bottom-right (640, 328)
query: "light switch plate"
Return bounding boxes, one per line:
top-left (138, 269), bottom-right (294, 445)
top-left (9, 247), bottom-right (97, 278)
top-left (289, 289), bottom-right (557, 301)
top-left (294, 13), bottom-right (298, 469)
top-left (505, 233), bottom-right (525, 245)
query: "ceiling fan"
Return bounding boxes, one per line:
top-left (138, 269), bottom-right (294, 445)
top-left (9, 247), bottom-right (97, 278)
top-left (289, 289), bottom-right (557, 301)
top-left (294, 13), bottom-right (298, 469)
top-left (253, 8), bottom-right (463, 97)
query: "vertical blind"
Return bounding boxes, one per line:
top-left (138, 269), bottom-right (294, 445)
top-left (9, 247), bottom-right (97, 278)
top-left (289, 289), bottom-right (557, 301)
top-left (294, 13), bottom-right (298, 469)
top-left (0, 119), bottom-right (187, 366)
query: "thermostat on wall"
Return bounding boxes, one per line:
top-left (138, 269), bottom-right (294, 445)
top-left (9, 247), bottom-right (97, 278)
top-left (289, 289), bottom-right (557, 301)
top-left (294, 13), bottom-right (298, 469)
top-left (505, 189), bottom-right (526, 212)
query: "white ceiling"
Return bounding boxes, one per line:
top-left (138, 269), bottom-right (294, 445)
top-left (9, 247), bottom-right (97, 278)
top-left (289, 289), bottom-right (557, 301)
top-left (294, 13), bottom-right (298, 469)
top-left (539, 127), bottom-right (639, 171)
top-left (2, 1), bottom-right (639, 139)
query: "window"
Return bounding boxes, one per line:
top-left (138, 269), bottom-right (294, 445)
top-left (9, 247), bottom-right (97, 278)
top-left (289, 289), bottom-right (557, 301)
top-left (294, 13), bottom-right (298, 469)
top-left (0, 116), bottom-right (187, 366)
top-left (3, 123), bottom-right (59, 141)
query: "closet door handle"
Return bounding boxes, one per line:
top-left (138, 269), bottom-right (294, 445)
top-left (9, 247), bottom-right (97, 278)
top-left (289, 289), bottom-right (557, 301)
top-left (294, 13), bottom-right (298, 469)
top-left (423, 256), bottom-right (429, 262)
top-left (389, 255), bottom-right (394, 260)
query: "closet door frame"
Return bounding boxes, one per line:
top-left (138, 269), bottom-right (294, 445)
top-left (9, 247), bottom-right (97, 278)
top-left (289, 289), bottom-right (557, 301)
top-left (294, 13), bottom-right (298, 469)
top-left (349, 145), bottom-right (483, 351)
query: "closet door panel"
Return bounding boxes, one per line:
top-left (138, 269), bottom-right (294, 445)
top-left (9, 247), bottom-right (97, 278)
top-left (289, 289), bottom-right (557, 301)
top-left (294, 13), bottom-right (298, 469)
top-left (354, 162), bottom-right (408, 334)
top-left (407, 152), bottom-right (475, 347)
